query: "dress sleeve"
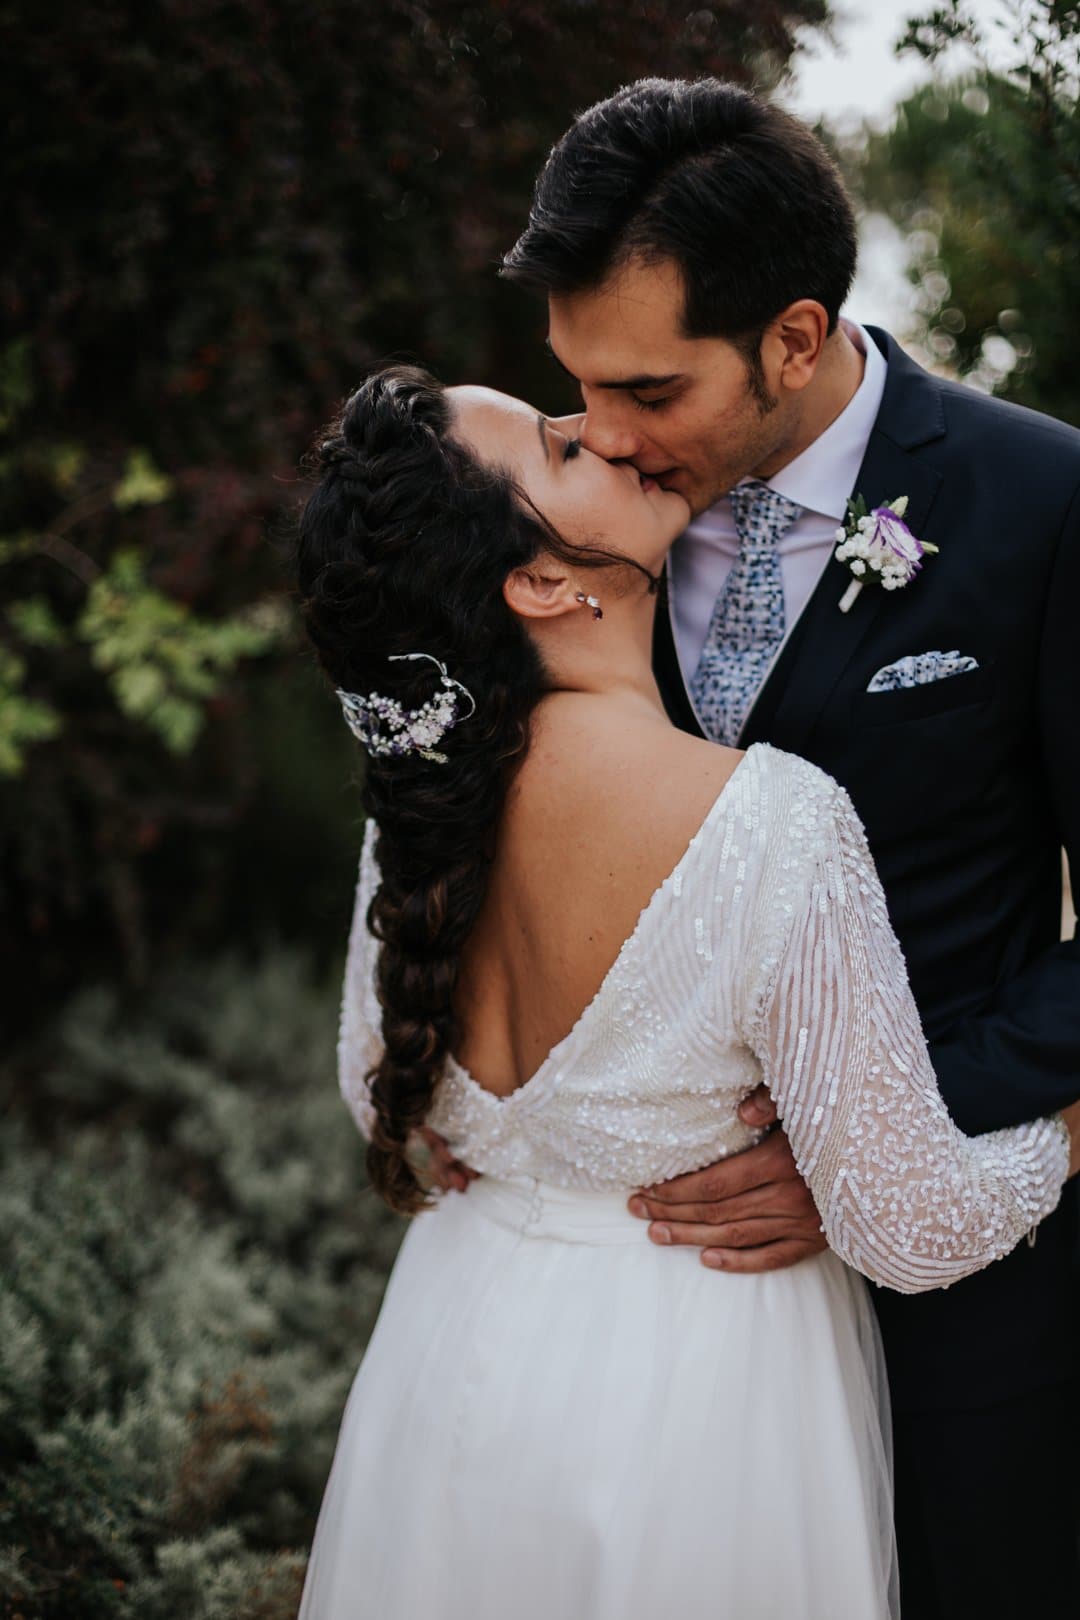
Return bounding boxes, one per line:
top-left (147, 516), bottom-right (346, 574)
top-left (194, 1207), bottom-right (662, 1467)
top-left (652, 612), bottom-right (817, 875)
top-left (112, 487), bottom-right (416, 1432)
top-left (740, 759), bottom-right (1071, 1295)
top-left (337, 818), bottom-right (382, 1141)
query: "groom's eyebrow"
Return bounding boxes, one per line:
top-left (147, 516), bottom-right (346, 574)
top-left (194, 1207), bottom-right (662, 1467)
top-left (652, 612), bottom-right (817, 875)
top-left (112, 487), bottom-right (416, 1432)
top-left (544, 338), bottom-right (683, 392)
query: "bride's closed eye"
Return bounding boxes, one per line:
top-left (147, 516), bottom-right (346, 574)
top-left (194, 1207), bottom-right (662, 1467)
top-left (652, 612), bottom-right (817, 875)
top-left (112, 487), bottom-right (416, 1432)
top-left (563, 437), bottom-right (582, 462)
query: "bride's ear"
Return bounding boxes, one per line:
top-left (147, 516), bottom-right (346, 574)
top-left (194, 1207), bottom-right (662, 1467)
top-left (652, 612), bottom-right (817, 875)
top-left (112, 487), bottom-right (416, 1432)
top-left (503, 562), bottom-right (581, 622)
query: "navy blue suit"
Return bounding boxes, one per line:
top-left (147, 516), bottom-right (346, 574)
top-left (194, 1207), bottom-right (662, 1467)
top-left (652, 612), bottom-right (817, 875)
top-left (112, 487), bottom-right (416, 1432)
top-left (654, 327), bottom-right (1080, 1617)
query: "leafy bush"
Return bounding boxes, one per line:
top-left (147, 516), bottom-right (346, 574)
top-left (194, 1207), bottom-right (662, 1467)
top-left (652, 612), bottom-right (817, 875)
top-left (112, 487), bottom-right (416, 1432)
top-left (1, 0), bottom-right (831, 1026)
top-left (0, 946), bottom-right (404, 1619)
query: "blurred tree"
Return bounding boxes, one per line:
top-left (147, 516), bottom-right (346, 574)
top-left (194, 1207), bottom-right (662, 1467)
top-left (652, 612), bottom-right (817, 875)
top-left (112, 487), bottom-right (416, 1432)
top-left (2, 0), bottom-right (831, 1026)
top-left (852, 0), bottom-right (1080, 421)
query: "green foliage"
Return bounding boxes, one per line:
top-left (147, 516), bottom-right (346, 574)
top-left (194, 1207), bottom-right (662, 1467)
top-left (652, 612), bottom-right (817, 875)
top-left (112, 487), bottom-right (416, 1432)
top-left (0, 347), bottom-right (283, 771)
top-left (79, 550), bottom-right (283, 756)
top-left (852, 1), bottom-right (1080, 421)
top-left (0, 945), bottom-right (405, 1618)
top-left (0, 339), bottom-right (294, 1007)
top-left (111, 453), bottom-right (174, 513)
top-left (0, 646), bottom-right (61, 776)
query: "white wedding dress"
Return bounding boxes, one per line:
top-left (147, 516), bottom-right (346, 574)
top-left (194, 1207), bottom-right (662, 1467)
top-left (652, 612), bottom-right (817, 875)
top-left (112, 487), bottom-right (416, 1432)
top-left (298, 743), bottom-right (1069, 1620)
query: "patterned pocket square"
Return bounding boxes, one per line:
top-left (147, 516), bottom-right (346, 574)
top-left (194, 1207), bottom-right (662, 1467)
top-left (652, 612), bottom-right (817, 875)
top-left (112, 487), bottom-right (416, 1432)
top-left (866, 650), bottom-right (980, 693)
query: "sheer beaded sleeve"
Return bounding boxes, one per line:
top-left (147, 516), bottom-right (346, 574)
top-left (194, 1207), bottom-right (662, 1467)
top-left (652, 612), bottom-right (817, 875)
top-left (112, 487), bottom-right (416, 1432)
top-left (741, 757), bottom-right (1071, 1295)
top-left (337, 818), bottom-right (380, 1141)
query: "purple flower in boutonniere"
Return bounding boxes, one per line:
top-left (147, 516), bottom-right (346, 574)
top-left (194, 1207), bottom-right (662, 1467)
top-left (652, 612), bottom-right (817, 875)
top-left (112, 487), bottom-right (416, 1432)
top-left (834, 494), bottom-right (940, 613)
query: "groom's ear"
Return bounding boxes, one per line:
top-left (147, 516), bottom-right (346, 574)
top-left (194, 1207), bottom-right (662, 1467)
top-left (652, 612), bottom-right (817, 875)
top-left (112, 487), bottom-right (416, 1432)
top-left (503, 562), bottom-right (579, 622)
top-left (765, 299), bottom-right (830, 393)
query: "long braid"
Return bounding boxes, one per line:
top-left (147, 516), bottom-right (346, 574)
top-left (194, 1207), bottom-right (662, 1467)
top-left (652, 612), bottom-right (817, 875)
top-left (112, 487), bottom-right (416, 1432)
top-left (294, 365), bottom-right (649, 1214)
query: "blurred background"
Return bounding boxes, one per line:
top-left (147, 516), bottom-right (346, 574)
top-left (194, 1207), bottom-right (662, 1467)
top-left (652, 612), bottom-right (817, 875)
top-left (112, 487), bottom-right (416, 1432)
top-left (2, 2), bottom-right (1076, 1613)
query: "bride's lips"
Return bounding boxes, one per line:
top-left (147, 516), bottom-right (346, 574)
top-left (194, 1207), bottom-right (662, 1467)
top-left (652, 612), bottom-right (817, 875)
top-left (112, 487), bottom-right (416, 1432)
top-left (637, 467), bottom-right (677, 491)
top-left (622, 461), bottom-right (675, 495)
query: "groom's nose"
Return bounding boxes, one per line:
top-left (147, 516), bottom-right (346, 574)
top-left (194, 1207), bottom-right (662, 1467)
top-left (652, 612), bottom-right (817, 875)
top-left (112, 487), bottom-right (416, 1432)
top-left (578, 397), bottom-right (643, 464)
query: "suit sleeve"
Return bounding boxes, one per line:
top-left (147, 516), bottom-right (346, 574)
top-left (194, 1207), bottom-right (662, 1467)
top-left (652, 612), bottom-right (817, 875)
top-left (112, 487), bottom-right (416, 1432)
top-left (928, 480), bottom-right (1080, 1134)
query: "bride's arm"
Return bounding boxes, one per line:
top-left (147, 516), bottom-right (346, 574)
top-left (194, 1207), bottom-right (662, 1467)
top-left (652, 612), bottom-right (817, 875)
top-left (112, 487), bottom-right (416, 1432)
top-left (338, 818), bottom-right (381, 1140)
top-left (740, 769), bottom-right (1074, 1295)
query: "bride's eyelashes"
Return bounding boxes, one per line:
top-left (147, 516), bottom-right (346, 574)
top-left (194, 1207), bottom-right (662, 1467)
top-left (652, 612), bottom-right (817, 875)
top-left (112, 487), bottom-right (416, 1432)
top-left (563, 437), bottom-right (582, 461)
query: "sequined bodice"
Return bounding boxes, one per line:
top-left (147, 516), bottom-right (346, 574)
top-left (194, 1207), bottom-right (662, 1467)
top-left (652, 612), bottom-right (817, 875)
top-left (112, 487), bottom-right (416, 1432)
top-left (339, 743), bottom-right (1068, 1293)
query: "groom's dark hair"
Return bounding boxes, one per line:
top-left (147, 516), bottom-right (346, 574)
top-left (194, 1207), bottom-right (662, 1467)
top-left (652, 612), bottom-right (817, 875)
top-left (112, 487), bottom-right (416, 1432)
top-left (502, 78), bottom-right (857, 359)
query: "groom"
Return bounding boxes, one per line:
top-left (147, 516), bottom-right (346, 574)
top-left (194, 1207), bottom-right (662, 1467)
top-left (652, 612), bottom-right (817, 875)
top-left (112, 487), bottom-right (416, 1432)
top-left (492, 79), bottom-right (1080, 1619)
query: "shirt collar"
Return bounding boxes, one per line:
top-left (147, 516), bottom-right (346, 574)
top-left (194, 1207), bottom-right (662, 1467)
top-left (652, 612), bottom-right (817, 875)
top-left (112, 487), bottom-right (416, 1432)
top-left (763, 318), bottom-right (887, 522)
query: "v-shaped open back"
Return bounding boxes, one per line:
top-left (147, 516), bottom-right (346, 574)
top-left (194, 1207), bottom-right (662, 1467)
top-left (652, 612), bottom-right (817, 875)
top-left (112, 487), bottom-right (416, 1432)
top-left (445, 746), bottom-right (758, 1106)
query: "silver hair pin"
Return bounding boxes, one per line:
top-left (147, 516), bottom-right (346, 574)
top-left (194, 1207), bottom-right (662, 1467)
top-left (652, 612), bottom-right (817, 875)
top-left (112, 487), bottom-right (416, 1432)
top-left (335, 652), bottom-right (477, 764)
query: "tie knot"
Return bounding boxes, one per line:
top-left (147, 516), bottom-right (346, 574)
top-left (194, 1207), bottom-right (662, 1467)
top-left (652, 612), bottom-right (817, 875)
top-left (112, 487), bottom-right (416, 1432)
top-left (729, 479), bottom-right (802, 549)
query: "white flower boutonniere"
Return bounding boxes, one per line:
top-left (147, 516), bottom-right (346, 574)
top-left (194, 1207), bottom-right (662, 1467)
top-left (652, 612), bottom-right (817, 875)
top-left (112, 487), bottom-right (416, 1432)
top-left (834, 494), bottom-right (939, 613)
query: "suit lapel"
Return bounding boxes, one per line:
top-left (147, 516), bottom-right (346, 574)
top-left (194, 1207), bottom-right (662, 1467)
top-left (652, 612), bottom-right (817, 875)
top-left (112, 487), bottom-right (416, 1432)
top-left (742, 329), bottom-right (947, 753)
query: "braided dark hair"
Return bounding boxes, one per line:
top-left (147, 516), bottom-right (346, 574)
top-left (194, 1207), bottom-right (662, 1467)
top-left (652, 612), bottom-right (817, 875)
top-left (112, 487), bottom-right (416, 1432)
top-left (295, 364), bottom-right (654, 1214)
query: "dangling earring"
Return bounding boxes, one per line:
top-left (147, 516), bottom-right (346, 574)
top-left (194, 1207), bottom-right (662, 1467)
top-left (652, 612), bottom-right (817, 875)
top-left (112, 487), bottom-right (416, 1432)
top-left (575, 590), bottom-right (603, 621)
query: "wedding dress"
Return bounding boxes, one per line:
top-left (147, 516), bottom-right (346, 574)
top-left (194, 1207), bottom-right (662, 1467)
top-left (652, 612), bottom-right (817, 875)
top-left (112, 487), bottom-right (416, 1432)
top-left (297, 743), bottom-right (1069, 1620)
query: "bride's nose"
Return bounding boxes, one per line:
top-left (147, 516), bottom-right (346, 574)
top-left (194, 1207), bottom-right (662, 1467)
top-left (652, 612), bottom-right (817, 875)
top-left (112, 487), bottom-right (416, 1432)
top-left (546, 410), bottom-right (586, 439)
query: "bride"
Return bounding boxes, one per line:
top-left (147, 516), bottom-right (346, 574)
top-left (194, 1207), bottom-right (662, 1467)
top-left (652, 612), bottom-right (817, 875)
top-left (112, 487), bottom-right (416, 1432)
top-left (293, 364), bottom-right (1079, 1620)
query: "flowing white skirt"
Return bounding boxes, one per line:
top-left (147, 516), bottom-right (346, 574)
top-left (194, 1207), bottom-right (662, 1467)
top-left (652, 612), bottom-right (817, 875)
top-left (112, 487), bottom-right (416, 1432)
top-left (298, 1175), bottom-right (898, 1619)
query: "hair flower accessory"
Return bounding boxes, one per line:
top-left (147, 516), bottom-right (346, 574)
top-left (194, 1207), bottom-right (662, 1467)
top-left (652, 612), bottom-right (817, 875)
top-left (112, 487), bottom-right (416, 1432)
top-left (336, 652), bottom-right (476, 764)
top-left (834, 494), bottom-right (939, 613)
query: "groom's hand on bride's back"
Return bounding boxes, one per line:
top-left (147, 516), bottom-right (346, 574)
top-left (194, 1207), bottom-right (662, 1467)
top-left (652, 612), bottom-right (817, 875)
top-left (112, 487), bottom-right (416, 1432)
top-left (626, 1087), bottom-right (827, 1272)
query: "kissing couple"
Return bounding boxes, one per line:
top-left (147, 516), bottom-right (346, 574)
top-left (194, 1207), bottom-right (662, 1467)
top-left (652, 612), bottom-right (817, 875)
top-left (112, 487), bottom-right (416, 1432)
top-left (295, 78), bottom-right (1080, 1620)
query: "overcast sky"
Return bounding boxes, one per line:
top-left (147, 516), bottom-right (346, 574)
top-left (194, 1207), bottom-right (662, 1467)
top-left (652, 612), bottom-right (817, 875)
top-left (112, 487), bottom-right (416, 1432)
top-left (777, 1), bottom-right (1019, 329)
top-left (781, 0), bottom-right (1015, 129)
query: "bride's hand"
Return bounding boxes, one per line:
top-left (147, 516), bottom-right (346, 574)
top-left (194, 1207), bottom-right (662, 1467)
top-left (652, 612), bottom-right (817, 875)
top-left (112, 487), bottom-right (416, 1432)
top-left (407, 1126), bottom-right (482, 1194)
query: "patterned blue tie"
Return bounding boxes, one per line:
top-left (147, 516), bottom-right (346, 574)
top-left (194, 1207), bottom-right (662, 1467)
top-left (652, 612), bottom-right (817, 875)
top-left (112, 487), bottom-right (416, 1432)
top-left (689, 480), bottom-right (803, 746)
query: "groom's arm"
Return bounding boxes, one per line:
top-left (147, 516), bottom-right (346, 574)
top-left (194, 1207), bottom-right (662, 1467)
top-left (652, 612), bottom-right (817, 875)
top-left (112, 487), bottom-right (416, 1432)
top-left (926, 484), bottom-right (1080, 1136)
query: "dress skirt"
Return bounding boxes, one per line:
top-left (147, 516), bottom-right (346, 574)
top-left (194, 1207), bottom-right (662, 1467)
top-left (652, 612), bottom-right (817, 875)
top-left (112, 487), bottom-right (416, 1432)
top-left (297, 1174), bottom-right (898, 1620)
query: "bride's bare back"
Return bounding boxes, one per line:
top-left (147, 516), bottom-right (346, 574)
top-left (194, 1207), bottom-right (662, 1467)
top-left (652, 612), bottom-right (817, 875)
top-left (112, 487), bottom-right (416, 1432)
top-left (452, 693), bottom-right (743, 1097)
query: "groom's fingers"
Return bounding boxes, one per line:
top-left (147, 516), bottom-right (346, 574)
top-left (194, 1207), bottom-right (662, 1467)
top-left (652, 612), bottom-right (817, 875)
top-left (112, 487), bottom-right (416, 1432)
top-left (629, 1176), bottom-right (808, 1227)
top-left (700, 1237), bottom-right (827, 1273)
top-left (637, 1129), bottom-right (796, 1204)
top-left (645, 1215), bottom-right (820, 1251)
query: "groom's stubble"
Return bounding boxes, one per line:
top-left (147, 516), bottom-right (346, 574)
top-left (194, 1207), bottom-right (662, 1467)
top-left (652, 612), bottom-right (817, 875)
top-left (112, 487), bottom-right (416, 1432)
top-left (546, 256), bottom-right (828, 519)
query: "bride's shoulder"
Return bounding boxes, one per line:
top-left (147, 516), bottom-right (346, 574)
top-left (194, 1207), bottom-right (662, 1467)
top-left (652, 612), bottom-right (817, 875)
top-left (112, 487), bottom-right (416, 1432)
top-left (750, 741), bottom-right (847, 802)
top-left (510, 699), bottom-right (855, 859)
top-left (744, 743), bottom-right (859, 845)
top-left (512, 694), bottom-right (741, 852)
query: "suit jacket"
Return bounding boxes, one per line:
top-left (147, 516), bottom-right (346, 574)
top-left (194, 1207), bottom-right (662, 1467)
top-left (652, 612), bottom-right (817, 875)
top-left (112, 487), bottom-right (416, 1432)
top-left (654, 326), bottom-right (1080, 1411)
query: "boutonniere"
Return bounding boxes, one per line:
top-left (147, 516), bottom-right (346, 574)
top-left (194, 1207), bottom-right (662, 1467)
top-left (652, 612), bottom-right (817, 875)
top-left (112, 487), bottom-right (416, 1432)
top-left (834, 495), bottom-right (939, 613)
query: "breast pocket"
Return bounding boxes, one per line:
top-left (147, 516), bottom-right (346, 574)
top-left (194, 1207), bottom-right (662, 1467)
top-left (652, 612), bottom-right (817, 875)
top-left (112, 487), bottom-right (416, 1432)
top-left (855, 661), bottom-right (995, 728)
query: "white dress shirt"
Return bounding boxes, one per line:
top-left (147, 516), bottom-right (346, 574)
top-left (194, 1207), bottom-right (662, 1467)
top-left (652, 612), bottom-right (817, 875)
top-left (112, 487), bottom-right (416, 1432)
top-left (669, 319), bottom-right (888, 687)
